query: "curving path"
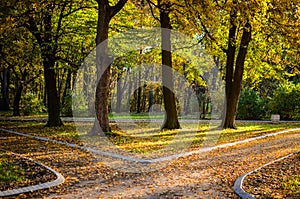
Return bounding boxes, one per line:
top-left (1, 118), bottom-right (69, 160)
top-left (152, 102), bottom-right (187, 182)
top-left (47, 128), bottom-right (300, 198)
top-left (0, 126), bottom-right (300, 198)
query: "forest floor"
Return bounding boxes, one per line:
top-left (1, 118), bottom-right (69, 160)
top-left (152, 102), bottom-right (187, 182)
top-left (0, 120), bottom-right (300, 198)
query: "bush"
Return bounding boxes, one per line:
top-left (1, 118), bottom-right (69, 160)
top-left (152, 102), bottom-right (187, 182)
top-left (268, 82), bottom-right (300, 120)
top-left (21, 93), bottom-right (46, 116)
top-left (237, 89), bottom-right (266, 120)
top-left (61, 90), bottom-right (73, 117)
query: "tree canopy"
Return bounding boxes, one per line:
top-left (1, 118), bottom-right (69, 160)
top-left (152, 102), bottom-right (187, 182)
top-left (1, 0), bottom-right (300, 128)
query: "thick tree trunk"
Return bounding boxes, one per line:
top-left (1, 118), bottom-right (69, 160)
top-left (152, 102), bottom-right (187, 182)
top-left (42, 8), bottom-right (62, 127)
top-left (13, 84), bottom-right (23, 116)
top-left (91, 0), bottom-right (127, 134)
top-left (44, 59), bottom-right (63, 127)
top-left (160, 8), bottom-right (180, 130)
top-left (222, 21), bottom-right (252, 128)
top-left (93, 2), bottom-right (112, 134)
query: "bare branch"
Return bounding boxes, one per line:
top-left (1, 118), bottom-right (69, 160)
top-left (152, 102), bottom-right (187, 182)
top-left (146, 0), bottom-right (160, 21)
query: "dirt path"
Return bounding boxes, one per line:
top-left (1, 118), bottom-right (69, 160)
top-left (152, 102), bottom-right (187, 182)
top-left (1, 129), bottom-right (300, 198)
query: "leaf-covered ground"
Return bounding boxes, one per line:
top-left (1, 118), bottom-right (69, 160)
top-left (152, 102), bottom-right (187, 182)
top-left (0, 120), bottom-right (300, 198)
top-left (244, 152), bottom-right (300, 199)
top-left (0, 151), bottom-right (56, 192)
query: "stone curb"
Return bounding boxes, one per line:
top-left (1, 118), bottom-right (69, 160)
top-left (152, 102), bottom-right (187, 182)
top-left (0, 149), bottom-right (65, 197)
top-left (234, 150), bottom-right (299, 199)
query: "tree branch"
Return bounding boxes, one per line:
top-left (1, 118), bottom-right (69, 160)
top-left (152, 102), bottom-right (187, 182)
top-left (110, 0), bottom-right (128, 18)
top-left (146, 0), bottom-right (160, 21)
top-left (199, 18), bottom-right (227, 53)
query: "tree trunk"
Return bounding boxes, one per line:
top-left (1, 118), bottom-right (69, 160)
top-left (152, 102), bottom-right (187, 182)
top-left (222, 19), bottom-right (252, 128)
top-left (0, 68), bottom-right (10, 111)
top-left (127, 70), bottom-right (132, 111)
top-left (148, 88), bottom-right (153, 112)
top-left (93, 2), bottom-right (113, 134)
top-left (136, 71), bottom-right (142, 113)
top-left (62, 69), bottom-right (73, 117)
top-left (44, 59), bottom-right (63, 126)
top-left (160, 7), bottom-right (180, 130)
top-left (91, 0), bottom-right (127, 134)
top-left (13, 84), bottom-right (23, 116)
top-left (184, 86), bottom-right (192, 115)
top-left (148, 70), bottom-right (154, 112)
top-left (62, 69), bottom-right (72, 105)
top-left (116, 76), bottom-right (122, 113)
top-left (42, 7), bottom-right (62, 127)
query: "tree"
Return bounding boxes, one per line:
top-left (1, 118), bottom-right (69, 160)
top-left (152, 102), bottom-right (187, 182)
top-left (5, 0), bottom-right (94, 126)
top-left (0, 28), bottom-right (43, 116)
top-left (145, 0), bottom-right (181, 129)
top-left (187, 0), bottom-right (275, 128)
top-left (23, 2), bottom-right (63, 126)
top-left (1, 0), bottom-right (97, 120)
top-left (222, 9), bottom-right (252, 128)
top-left (93, 0), bottom-right (128, 134)
top-left (158, 0), bottom-right (180, 129)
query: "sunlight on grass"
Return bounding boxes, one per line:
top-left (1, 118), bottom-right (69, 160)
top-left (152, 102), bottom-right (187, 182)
top-left (0, 120), bottom-right (299, 155)
top-left (282, 176), bottom-right (300, 197)
top-left (0, 154), bottom-right (25, 185)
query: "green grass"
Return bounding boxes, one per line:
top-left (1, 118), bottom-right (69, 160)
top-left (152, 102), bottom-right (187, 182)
top-left (0, 111), bottom-right (201, 120)
top-left (282, 176), bottom-right (300, 197)
top-left (108, 112), bottom-right (203, 120)
top-left (0, 156), bottom-right (25, 185)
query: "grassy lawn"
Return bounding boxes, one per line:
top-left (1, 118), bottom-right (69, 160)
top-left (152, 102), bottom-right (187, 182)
top-left (0, 153), bottom-right (25, 185)
top-left (282, 176), bottom-right (300, 197)
top-left (0, 120), bottom-right (299, 156)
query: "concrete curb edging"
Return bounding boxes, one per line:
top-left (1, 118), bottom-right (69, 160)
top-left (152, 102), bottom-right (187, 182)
top-left (234, 151), bottom-right (299, 199)
top-left (0, 149), bottom-right (65, 197)
top-left (1, 128), bottom-right (300, 164)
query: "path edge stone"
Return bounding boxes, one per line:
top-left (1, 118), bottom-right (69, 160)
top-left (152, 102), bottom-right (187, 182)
top-left (234, 151), bottom-right (298, 199)
top-left (0, 149), bottom-right (65, 197)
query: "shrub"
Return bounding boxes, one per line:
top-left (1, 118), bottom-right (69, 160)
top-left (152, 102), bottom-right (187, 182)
top-left (237, 89), bottom-right (266, 120)
top-left (21, 93), bottom-right (46, 116)
top-left (268, 82), bottom-right (300, 120)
